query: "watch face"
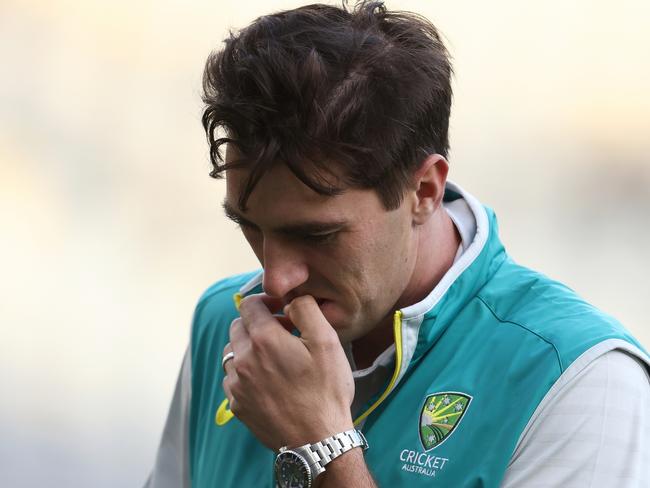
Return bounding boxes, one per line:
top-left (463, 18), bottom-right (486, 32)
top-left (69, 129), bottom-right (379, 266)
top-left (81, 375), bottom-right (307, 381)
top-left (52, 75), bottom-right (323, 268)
top-left (275, 451), bottom-right (312, 488)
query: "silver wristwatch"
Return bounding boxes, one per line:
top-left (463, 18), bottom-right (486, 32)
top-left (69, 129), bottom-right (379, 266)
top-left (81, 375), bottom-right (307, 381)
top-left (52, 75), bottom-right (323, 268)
top-left (274, 428), bottom-right (369, 488)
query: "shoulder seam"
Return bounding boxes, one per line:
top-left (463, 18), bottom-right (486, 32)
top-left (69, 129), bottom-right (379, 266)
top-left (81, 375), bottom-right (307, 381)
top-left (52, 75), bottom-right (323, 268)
top-left (476, 295), bottom-right (565, 373)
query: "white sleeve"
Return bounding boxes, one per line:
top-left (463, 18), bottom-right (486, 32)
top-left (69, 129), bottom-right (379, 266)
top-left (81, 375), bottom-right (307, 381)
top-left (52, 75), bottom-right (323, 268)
top-left (500, 349), bottom-right (650, 488)
top-left (143, 345), bottom-right (192, 488)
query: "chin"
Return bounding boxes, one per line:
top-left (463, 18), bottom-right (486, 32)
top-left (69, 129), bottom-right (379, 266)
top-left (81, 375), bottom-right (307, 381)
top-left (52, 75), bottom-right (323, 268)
top-left (324, 311), bottom-right (364, 345)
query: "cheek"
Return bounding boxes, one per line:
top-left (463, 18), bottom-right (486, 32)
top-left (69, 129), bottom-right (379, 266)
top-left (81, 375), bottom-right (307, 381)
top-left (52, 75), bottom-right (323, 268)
top-left (304, 217), bottom-right (412, 303)
top-left (333, 237), bottom-right (387, 302)
top-left (302, 240), bottom-right (368, 295)
top-left (358, 220), bottom-right (413, 295)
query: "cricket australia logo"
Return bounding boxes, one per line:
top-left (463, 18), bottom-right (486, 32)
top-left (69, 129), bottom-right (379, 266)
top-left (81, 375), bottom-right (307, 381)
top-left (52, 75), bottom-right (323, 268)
top-left (419, 392), bottom-right (472, 451)
top-left (398, 391), bottom-right (472, 478)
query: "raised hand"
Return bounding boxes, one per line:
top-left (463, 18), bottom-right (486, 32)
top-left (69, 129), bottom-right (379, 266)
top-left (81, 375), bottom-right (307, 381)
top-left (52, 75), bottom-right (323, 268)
top-left (222, 294), bottom-right (355, 450)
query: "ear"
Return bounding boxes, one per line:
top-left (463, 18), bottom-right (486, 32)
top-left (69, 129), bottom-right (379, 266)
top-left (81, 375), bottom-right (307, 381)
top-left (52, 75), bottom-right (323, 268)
top-left (411, 154), bottom-right (449, 225)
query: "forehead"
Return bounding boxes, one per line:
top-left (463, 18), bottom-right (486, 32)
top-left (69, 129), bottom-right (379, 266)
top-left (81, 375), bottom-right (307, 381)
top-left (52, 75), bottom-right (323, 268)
top-left (224, 147), bottom-right (384, 223)
top-left (226, 162), bottom-right (330, 208)
top-left (225, 145), bottom-right (337, 204)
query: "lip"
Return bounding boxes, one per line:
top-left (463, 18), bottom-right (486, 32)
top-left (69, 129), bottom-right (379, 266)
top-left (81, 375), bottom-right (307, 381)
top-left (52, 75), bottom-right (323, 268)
top-left (284, 294), bottom-right (330, 307)
top-left (316, 299), bottom-right (336, 316)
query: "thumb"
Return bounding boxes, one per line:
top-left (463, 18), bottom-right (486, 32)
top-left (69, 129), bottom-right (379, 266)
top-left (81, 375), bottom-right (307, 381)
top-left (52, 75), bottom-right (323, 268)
top-left (284, 295), bottom-right (336, 344)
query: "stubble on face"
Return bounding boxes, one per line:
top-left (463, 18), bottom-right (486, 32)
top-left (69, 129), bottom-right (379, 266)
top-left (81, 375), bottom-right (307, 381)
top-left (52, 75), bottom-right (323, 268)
top-left (223, 146), bottom-right (460, 367)
top-left (223, 148), bottom-right (420, 347)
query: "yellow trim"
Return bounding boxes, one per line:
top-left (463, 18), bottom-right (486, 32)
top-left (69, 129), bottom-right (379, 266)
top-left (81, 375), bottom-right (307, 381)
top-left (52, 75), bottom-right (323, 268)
top-left (353, 310), bottom-right (403, 426)
top-left (234, 292), bottom-right (243, 310)
top-left (215, 398), bottom-right (235, 425)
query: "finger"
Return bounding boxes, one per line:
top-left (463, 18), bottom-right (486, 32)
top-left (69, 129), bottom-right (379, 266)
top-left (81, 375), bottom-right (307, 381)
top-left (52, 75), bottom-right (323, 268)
top-left (222, 368), bottom-right (239, 415)
top-left (222, 369), bottom-right (232, 397)
top-left (239, 294), bottom-right (289, 335)
top-left (221, 343), bottom-right (236, 377)
top-left (283, 295), bottom-right (335, 343)
top-left (240, 293), bottom-right (286, 317)
top-left (229, 317), bottom-right (249, 350)
top-left (221, 343), bottom-right (240, 416)
top-left (222, 342), bottom-right (233, 366)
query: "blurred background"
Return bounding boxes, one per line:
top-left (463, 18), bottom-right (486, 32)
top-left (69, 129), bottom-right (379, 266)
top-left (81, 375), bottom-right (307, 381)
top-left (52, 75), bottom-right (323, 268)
top-left (1, 0), bottom-right (648, 486)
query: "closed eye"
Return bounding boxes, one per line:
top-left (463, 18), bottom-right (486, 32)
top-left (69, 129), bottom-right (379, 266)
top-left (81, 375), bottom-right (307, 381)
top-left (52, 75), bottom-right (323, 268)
top-left (301, 232), bottom-right (339, 244)
top-left (222, 199), bottom-right (347, 245)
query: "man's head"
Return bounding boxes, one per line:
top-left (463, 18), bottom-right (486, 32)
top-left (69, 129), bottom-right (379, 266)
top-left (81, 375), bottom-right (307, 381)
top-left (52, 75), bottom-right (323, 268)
top-left (202, 0), bottom-right (453, 210)
top-left (203, 1), bottom-right (457, 345)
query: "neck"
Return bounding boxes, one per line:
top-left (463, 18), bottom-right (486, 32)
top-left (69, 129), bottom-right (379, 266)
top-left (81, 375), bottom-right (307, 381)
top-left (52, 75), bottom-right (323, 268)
top-left (352, 209), bottom-right (461, 369)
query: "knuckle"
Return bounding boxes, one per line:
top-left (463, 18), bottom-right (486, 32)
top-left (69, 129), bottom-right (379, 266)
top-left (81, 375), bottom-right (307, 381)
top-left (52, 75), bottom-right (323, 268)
top-left (229, 318), bottom-right (241, 333)
top-left (292, 295), bottom-right (311, 308)
top-left (230, 380), bottom-right (244, 401)
top-left (321, 326), bottom-right (339, 345)
top-left (249, 327), bottom-right (271, 351)
top-left (229, 398), bottom-right (240, 416)
top-left (223, 379), bottom-right (234, 398)
top-left (233, 356), bottom-right (252, 381)
top-left (320, 332), bottom-right (340, 352)
top-left (238, 295), bottom-right (254, 313)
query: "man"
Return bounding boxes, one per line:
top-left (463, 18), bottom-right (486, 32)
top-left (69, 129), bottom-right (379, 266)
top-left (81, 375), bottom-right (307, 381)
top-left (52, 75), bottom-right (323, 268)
top-left (145, 2), bottom-right (650, 487)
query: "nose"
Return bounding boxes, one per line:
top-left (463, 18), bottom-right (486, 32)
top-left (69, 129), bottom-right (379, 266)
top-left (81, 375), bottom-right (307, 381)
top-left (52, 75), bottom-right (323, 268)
top-left (261, 237), bottom-right (308, 299)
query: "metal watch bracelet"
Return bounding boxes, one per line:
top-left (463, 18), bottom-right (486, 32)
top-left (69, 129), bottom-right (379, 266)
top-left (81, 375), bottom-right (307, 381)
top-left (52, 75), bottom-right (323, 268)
top-left (280, 428), bottom-right (369, 477)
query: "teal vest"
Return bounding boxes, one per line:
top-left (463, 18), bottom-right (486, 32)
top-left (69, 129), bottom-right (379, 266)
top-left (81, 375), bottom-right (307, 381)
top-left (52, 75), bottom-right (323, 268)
top-left (188, 197), bottom-right (648, 488)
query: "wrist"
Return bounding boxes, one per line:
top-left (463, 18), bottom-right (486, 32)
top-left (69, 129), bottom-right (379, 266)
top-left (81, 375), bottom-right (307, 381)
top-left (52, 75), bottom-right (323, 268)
top-left (313, 447), bottom-right (365, 488)
top-left (275, 428), bottom-right (368, 488)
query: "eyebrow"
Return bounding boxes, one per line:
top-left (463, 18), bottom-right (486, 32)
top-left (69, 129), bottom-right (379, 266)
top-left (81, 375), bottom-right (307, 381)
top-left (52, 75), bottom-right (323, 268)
top-left (222, 200), bottom-right (348, 236)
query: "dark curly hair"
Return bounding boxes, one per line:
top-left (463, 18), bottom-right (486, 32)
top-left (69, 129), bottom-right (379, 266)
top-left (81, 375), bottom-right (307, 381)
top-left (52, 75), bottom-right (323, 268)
top-left (202, 1), bottom-right (453, 210)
